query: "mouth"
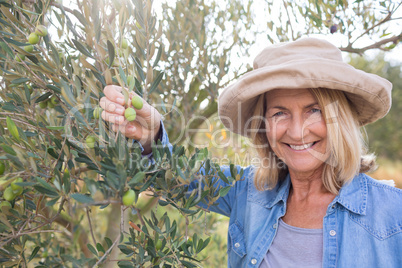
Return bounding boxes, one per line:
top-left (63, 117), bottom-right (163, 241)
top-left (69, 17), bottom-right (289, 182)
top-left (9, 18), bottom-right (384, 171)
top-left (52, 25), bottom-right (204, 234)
top-left (287, 141), bottom-right (317, 151)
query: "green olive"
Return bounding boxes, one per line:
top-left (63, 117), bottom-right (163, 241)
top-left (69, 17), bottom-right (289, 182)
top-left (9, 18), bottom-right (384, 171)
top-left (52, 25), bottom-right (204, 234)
top-left (50, 96), bottom-right (59, 105)
top-left (121, 38), bottom-right (129, 49)
top-left (127, 75), bottom-right (134, 86)
top-left (3, 187), bottom-right (16, 201)
top-left (155, 240), bottom-right (163, 251)
top-left (93, 107), bottom-right (102, 119)
top-left (0, 162), bottom-right (5, 175)
top-left (24, 45), bottom-right (34, 53)
top-left (0, 201), bottom-right (11, 210)
top-left (86, 135), bottom-right (96, 148)
top-left (122, 189), bottom-right (136, 206)
top-left (11, 177), bottom-right (23, 192)
top-left (28, 33), bottom-right (39, 45)
top-left (124, 108), bottom-right (136, 121)
top-left (35, 25), bottom-right (48, 37)
top-left (131, 96), bottom-right (143, 110)
top-left (47, 101), bottom-right (55, 108)
top-left (39, 101), bottom-right (48, 109)
top-left (15, 54), bottom-right (25, 62)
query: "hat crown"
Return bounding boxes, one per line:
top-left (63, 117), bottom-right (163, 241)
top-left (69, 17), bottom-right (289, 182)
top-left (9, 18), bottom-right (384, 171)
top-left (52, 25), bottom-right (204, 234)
top-left (253, 38), bottom-right (343, 69)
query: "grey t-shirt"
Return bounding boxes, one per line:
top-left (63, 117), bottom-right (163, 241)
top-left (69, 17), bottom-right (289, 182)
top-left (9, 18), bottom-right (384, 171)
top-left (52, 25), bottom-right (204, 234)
top-left (259, 218), bottom-right (323, 268)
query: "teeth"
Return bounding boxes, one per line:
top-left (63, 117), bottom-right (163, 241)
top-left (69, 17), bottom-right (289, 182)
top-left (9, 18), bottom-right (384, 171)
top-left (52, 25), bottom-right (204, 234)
top-left (289, 143), bottom-right (314, 150)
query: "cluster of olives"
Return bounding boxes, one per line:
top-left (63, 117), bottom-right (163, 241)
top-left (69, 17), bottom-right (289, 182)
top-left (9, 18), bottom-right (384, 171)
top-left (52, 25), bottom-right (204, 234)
top-left (124, 95), bottom-right (143, 122)
top-left (39, 95), bottom-right (59, 109)
top-left (28, 25), bottom-right (48, 44)
top-left (2, 178), bottom-right (23, 206)
top-left (15, 25), bottom-right (47, 62)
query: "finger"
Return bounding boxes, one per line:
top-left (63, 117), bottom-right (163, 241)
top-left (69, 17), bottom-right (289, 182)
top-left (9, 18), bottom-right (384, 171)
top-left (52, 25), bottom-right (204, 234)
top-left (112, 121), bottom-right (147, 141)
top-left (101, 110), bottom-right (125, 125)
top-left (103, 85), bottom-right (125, 106)
top-left (99, 97), bottom-right (125, 115)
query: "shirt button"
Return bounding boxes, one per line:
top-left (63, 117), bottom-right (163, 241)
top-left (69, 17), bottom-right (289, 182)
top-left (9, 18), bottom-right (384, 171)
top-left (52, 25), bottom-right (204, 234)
top-left (330, 230), bottom-right (336, 236)
top-left (273, 223), bottom-right (277, 229)
top-left (251, 258), bottom-right (257, 265)
top-left (234, 242), bottom-right (240, 248)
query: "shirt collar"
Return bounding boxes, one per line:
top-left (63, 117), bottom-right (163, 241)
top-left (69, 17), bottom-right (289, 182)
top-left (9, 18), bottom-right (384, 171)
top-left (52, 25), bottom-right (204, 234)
top-left (266, 174), bottom-right (292, 208)
top-left (333, 173), bottom-right (368, 215)
top-left (248, 173), bottom-right (291, 209)
top-left (252, 173), bottom-right (368, 215)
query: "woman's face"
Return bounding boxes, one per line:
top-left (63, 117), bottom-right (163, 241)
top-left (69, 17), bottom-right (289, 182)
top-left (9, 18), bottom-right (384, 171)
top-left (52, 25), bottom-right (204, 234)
top-left (265, 88), bottom-right (328, 176)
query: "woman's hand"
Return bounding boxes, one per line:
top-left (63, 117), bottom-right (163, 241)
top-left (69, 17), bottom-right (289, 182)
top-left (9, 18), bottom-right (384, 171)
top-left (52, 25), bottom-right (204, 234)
top-left (100, 85), bottom-right (161, 154)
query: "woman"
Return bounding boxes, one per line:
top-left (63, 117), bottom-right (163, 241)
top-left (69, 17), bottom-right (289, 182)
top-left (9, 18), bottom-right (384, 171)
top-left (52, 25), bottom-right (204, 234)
top-left (100, 37), bottom-right (402, 267)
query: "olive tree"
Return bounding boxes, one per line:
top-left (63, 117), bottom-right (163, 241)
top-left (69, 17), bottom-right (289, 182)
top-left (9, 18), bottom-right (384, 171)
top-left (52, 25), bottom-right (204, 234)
top-left (0, 0), bottom-right (400, 267)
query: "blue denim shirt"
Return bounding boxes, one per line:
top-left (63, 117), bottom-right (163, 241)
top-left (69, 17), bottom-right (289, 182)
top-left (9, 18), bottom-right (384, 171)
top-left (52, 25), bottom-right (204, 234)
top-left (158, 122), bottom-right (402, 267)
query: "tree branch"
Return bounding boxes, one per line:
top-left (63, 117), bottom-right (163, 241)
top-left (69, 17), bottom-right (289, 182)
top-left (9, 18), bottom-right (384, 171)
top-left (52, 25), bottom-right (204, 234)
top-left (340, 33), bottom-right (402, 54)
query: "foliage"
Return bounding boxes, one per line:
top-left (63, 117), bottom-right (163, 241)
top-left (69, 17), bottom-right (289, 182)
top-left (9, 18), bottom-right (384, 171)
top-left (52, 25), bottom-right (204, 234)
top-left (348, 53), bottom-right (402, 159)
top-left (0, 0), bottom-right (401, 267)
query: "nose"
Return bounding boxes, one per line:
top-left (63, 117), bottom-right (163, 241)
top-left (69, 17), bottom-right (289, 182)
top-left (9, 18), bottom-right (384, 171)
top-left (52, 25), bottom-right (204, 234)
top-left (287, 115), bottom-right (309, 141)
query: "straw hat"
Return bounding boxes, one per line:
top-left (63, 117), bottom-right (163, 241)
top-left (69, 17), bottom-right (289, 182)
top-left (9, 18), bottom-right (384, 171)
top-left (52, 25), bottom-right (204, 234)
top-left (218, 37), bottom-right (392, 137)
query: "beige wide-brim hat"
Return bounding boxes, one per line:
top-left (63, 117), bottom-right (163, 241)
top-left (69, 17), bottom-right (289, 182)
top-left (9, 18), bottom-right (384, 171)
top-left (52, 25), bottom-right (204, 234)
top-left (218, 37), bottom-right (392, 137)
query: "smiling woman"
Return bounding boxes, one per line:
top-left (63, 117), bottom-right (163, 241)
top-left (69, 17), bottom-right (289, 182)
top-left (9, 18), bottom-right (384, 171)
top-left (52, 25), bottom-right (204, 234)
top-left (101, 37), bottom-right (402, 267)
top-left (251, 87), bottom-right (373, 194)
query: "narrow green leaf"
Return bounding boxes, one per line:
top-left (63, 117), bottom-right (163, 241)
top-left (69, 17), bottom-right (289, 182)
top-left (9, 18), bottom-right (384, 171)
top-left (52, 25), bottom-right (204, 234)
top-left (105, 237), bottom-right (113, 248)
top-left (3, 37), bottom-right (29, 46)
top-left (0, 41), bottom-right (13, 57)
top-left (133, 57), bottom-right (145, 82)
top-left (91, 70), bottom-right (106, 87)
top-left (28, 246), bottom-right (40, 262)
top-left (72, 39), bottom-right (93, 58)
top-left (45, 126), bottom-right (65, 130)
top-left (118, 65), bottom-right (127, 85)
top-left (60, 80), bottom-right (77, 106)
top-left (71, 193), bottom-right (94, 204)
top-left (219, 186), bottom-right (231, 197)
top-left (35, 92), bottom-right (52, 103)
top-left (33, 185), bottom-right (59, 197)
top-left (87, 244), bottom-right (98, 256)
top-left (149, 71), bottom-right (164, 94)
top-left (128, 172), bottom-right (145, 185)
top-left (6, 116), bottom-right (20, 141)
top-left (49, 42), bottom-right (60, 67)
top-left (72, 9), bottom-right (87, 26)
top-left (152, 44), bottom-right (163, 67)
top-left (36, 177), bottom-right (56, 191)
top-left (46, 197), bottom-right (60, 207)
top-left (1, 145), bottom-right (16, 155)
top-left (107, 40), bottom-right (115, 68)
top-left (46, 84), bottom-right (61, 93)
top-left (218, 171), bottom-right (229, 184)
top-left (11, 77), bottom-right (29, 84)
top-left (96, 243), bottom-right (105, 253)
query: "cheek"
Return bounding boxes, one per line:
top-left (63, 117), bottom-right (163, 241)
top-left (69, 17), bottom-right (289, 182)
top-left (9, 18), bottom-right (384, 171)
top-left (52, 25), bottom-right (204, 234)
top-left (317, 120), bottom-right (327, 138)
top-left (265, 121), bottom-right (286, 148)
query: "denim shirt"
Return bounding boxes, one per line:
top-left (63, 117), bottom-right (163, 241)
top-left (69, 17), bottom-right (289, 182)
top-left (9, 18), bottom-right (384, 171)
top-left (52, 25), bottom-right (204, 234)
top-left (158, 121), bottom-right (402, 267)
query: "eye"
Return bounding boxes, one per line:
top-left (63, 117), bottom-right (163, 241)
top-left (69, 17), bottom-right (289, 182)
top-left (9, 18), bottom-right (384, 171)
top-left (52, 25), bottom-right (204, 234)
top-left (272, 111), bottom-right (284, 117)
top-left (311, 108), bottom-right (321, 113)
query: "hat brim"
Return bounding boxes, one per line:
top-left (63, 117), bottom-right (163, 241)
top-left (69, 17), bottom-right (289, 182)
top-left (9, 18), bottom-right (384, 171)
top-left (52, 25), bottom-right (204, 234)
top-left (218, 58), bottom-right (392, 137)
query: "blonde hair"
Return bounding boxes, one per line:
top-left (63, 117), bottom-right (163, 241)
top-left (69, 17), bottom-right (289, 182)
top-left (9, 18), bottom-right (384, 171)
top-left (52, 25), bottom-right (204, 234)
top-left (250, 88), bottom-right (376, 194)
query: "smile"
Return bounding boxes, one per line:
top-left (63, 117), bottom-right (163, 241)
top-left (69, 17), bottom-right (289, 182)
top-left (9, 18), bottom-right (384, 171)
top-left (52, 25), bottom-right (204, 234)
top-left (288, 142), bottom-right (316, 151)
